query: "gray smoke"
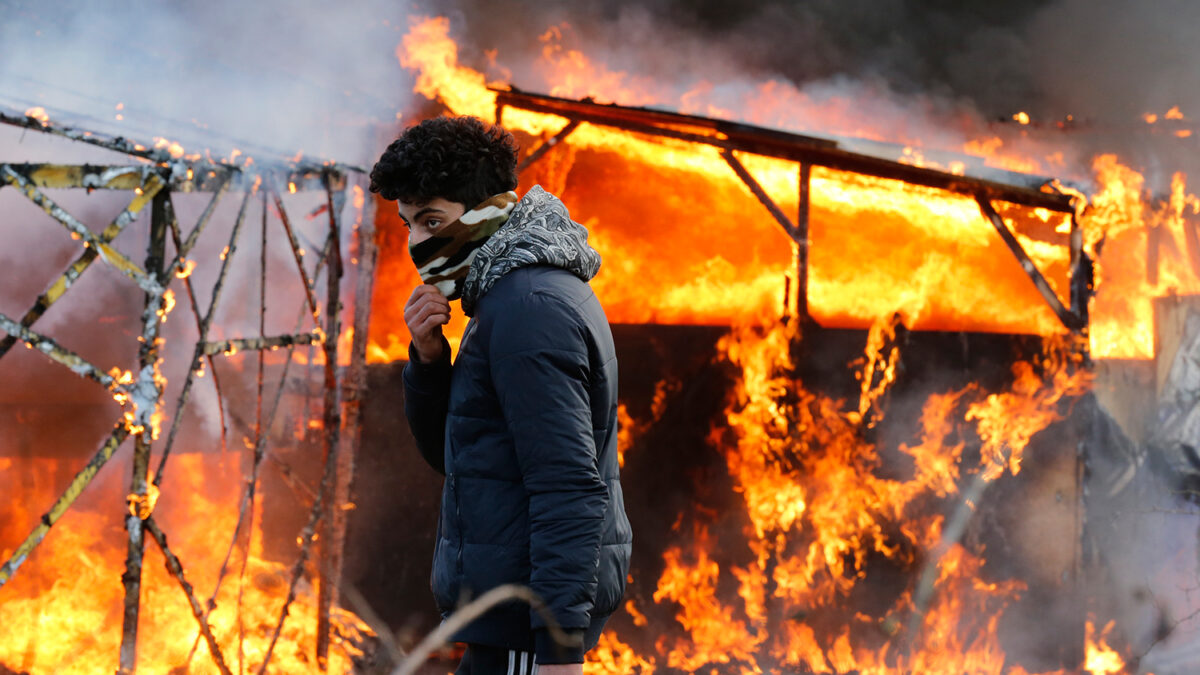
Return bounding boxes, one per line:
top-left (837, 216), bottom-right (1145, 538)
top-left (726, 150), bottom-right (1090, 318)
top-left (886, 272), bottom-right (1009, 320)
top-left (426, 0), bottom-right (1200, 188)
top-left (432, 0), bottom-right (1200, 122)
top-left (0, 0), bottom-right (418, 165)
top-left (4, 0), bottom-right (1197, 179)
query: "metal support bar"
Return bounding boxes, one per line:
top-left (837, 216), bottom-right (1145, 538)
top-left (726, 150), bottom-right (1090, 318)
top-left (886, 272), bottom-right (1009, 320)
top-left (1068, 213), bottom-right (1093, 333)
top-left (119, 187), bottom-right (169, 674)
top-left (0, 165), bottom-right (163, 295)
top-left (240, 189), bottom-right (271, 668)
top-left (259, 223), bottom-right (342, 673)
top-left (517, 120), bottom-right (581, 173)
top-left (493, 88), bottom-right (1075, 213)
top-left (0, 422), bottom-right (130, 588)
top-left (144, 517), bottom-right (234, 675)
top-left (0, 109), bottom-right (225, 165)
top-left (977, 196), bottom-right (1084, 331)
top-left (721, 150), bottom-right (815, 324)
top-left (797, 162), bottom-right (812, 322)
top-left (721, 149), bottom-right (799, 238)
top-left (0, 174), bottom-right (166, 360)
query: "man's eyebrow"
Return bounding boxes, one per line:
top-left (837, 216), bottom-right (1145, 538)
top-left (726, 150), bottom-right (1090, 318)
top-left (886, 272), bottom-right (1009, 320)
top-left (412, 206), bottom-right (444, 222)
top-left (398, 204), bottom-right (443, 227)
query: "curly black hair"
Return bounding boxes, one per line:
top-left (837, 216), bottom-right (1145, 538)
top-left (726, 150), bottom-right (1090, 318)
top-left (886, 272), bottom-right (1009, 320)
top-left (369, 115), bottom-right (519, 209)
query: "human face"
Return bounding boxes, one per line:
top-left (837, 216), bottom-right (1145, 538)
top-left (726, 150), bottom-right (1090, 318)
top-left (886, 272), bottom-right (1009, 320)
top-left (397, 197), bottom-right (467, 246)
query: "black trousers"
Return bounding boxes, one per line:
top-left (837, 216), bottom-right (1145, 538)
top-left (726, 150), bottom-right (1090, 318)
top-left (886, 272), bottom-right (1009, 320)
top-left (455, 644), bottom-right (539, 675)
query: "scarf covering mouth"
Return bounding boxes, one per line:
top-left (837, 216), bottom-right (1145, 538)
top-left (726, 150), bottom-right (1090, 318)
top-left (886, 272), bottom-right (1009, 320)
top-left (461, 185), bottom-right (602, 317)
top-left (407, 191), bottom-right (519, 300)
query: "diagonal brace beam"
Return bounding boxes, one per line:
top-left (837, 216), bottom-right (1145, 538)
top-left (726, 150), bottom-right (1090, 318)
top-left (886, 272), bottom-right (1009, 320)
top-left (517, 120), bottom-right (581, 173)
top-left (144, 517), bottom-right (234, 675)
top-left (268, 182), bottom-right (322, 331)
top-left (0, 312), bottom-right (122, 389)
top-left (0, 422), bottom-right (130, 588)
top-left (0, 174), bottom-right (166, 361)
top-left (177, 172), bottom-right (233, 262)
top-left (154, 187), bottom-right (256, 489)
top-left (977, 195), bottom-right (1084, 331)
top-left (721, 149), bottom-right (800, 240)
top-left (0, 165), bottom-right (164, 296)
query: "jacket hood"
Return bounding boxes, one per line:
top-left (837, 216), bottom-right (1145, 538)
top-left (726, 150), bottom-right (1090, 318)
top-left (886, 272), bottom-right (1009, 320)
top-left (461, 185), bottom-right (602, 316)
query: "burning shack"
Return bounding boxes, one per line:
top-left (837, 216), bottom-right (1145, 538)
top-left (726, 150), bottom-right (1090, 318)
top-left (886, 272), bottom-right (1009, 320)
top-left (353, 85), bottom-right (1095, 674)
top-left (3, 9), bottom-right (1200, 675)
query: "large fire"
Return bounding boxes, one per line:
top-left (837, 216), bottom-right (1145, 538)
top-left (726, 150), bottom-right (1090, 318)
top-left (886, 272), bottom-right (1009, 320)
top-left (369, 16), bottom-right (1200, 363)
top-left (0, 452), bottom-right (368, 673)
top-left (597, 317), bottom-right (1091, 675)
top-left (361, 14), bottom-right (1200, 675)
top-left (3, 8), bottom-right (1196, 674)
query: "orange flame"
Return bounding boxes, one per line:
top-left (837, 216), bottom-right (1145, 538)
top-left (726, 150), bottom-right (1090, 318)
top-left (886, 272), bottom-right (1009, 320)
top-left (24, 106), bottom-right (49, 124)
top-left (637, 317), bottom-right (1089, 673)
top-left (0, 454), bottom-right (368, 672)
top-left (368, 16), bottom-right (1193, 673)
top-left (1084, 619), bottom-right (1126, 675)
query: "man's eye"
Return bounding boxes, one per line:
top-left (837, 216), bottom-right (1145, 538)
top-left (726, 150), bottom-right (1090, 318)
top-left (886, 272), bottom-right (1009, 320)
top-left (426, 219), bottom-right (442, 229)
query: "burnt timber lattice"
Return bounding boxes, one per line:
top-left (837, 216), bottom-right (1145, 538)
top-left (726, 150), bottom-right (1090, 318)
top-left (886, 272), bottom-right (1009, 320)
top-left (0, 106), bottom-right (379, 674)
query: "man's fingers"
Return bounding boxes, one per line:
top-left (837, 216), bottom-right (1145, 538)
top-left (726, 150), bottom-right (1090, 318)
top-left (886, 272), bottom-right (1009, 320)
top-left (405, 291), bottom-right (450, 320)
top-left (405, 284), bottom-right (448, 310)
top-left (414, 310), bottom-right (450, 333)
top-left (414, 317), bottom-right (449, 338)
top-left (407, 300), bottom-right (450, 327)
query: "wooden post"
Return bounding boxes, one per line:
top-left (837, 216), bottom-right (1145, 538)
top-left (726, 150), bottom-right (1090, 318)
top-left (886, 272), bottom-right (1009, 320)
top-left (316, 174), bottom-right (345, 669)
top-left (324, 182), bottom-right (378, 671)
top-left (118, 187), bottom-right (169, 673)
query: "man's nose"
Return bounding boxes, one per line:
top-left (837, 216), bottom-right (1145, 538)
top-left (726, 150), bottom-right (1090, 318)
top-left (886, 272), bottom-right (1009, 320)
top-left (408, 229), bottom-right (430, 246)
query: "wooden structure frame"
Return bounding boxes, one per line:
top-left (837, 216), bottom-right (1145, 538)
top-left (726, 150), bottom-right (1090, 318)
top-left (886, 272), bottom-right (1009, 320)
top-left (0, 106), bottom-right (379, 673)
top-left (494, 86), bottom-right (1091, 335)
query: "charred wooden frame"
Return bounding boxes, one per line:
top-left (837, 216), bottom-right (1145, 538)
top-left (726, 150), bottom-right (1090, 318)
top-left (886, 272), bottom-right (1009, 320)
top-left (0, 110), bottom-right (377, 673)
top-left (494, 86), bottom-right (1090, 335)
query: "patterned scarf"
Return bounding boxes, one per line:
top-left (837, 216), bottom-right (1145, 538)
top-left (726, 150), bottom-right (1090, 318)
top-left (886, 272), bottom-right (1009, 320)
top-left (462, 185), bottom-right (602, 316)
top-left (407, 191), bottom-right (519, 300)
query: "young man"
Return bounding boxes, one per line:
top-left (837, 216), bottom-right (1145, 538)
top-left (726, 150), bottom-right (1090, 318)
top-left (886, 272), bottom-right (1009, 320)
top-left (369, 116), bottom-right (631, 675)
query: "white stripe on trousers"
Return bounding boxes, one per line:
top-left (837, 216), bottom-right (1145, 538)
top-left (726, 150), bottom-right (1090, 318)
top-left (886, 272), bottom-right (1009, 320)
top-left (507, 648), bottom-right (538, 675)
